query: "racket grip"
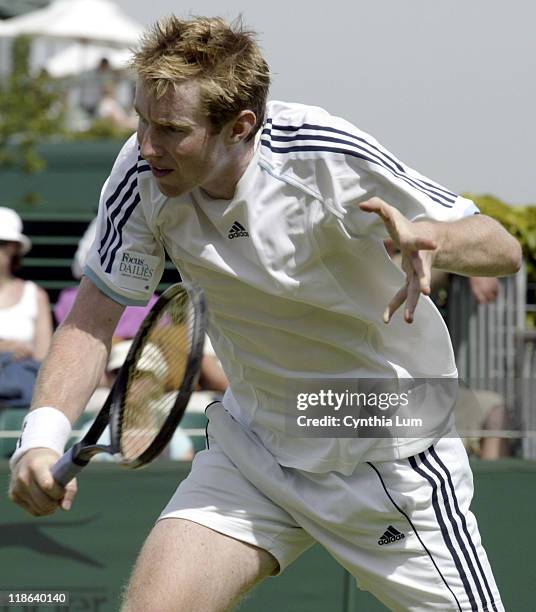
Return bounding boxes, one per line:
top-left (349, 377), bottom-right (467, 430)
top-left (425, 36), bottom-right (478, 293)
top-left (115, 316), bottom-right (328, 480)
top-left (51, 447), bottom-right (88, 486)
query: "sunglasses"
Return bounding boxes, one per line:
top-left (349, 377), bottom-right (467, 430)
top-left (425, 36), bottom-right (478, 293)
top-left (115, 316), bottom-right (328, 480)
top-left (0, 240), bottom-right (12, 247)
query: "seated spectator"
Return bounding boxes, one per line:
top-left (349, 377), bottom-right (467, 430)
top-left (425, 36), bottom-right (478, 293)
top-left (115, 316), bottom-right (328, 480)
top-left (454, 387), bottom-right (511, 460)
top-left (82, 340), bottom-right (194, 461)
top-left (76, 57), bottom-right (114, 117)
top-left (81, 334), bottom-right (227, 460)
top-left (54, 218), bottom-right (158, 339)
top-left (0, 208), bottom-right (53, 407)
top-left (96, 81), bottom-right (138, 131)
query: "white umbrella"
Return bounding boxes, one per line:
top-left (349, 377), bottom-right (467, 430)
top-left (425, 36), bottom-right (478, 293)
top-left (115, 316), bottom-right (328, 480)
top-left (0, 0), bottom-right (143, 47)
top-left (45, 42), bottom-right (132, 77)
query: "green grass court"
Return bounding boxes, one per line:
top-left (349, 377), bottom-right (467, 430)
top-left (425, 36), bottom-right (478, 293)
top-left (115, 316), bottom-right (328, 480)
top-left (1, 459), bottom-right (534, 611)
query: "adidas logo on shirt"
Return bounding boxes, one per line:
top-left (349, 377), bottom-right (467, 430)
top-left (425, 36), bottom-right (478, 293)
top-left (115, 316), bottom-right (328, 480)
top-left (228, 221), bottom-right (249, 239)
top-left (378, 526), bottom-right (405, 545)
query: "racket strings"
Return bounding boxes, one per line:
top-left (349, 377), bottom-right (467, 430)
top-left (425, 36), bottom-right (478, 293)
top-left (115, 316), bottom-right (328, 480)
top-left (120, 292), bottom-right (196, 461)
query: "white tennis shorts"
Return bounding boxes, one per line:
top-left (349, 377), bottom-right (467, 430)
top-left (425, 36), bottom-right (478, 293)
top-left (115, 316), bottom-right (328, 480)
top-left (160, 403), bottom-right (503, 612)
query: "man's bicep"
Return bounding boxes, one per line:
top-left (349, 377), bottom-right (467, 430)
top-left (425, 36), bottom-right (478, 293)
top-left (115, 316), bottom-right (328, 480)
top-left (64, 276), bottom-right (125, 342)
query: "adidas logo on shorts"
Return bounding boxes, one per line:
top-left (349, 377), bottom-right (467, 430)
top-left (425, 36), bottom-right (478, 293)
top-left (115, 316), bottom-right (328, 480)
top-left (378, 525), bottom-right (405, 545)
top-left (228, 221), bottom-right (249, 239)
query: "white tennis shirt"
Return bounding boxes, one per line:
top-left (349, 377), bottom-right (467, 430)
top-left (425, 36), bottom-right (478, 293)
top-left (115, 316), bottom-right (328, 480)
top-left (85, 100), bottom-right (478, 473)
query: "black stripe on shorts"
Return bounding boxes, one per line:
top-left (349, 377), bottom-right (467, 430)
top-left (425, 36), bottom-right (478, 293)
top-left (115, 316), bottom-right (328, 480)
top-left (410, 447), bottom-right (497, 611)
top-left (427, 446), bottom-right (499, 612)
top-left (367, 461), bottom-right (463, 611)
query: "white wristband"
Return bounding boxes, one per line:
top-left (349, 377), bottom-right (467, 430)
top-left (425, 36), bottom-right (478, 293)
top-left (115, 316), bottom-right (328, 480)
top-left (9, 407), bottom-right (72, 470)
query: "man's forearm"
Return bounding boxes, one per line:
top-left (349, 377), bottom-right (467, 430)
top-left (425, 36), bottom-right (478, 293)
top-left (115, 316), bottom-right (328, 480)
top-left (31, 322), bottom-right (110, 424)
top-left (420, 214), bottom-right (522, 277)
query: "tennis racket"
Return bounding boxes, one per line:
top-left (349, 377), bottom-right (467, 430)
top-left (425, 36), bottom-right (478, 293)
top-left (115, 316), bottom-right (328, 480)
top-left (51, 282), bottom-right (207, 486)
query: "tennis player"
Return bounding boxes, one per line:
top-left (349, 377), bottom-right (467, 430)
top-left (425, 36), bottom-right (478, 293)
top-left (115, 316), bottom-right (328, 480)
top-left (9, 16), bottom-right (521, 612)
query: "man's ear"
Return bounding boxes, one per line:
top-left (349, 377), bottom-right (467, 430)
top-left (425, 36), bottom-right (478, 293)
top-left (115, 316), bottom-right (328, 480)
top-left (227, 110), bottom-right (257, 144)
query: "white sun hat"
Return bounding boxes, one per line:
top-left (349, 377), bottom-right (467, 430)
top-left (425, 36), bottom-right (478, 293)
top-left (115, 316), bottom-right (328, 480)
top-left (0, 207), bottom-right (32, 254)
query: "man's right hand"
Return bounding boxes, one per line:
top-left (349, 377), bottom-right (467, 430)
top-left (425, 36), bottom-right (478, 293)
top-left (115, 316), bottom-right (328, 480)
top-left (8, 448), bottom-right (77, 517)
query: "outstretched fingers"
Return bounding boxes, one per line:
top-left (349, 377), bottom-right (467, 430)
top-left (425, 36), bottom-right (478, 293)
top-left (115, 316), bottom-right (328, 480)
top-left (384, 286), bottom-right (408, 324)
top-left (360, 196), bottom-right (437, 324)
top-left (386, 251), bottom-right (433, 323)
top-left (404, 273), bottom-right (425, 324)
top-left (410, 251), bottom-right (432, 295)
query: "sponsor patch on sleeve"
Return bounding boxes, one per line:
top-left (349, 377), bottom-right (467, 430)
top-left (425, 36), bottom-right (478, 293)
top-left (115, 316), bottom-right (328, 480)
top-left (112, 250), bottom-right (160, 292)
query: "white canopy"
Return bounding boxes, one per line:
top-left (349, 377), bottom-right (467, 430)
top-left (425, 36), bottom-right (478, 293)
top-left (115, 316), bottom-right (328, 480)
top-left (45, 42), bottom-right (132, 77)
top-left (0, 0), bottom-right (143, 47)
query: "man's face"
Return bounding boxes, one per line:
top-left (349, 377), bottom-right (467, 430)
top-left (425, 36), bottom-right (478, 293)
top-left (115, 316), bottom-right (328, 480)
top-left (134, 79), bottom-right (225, 198)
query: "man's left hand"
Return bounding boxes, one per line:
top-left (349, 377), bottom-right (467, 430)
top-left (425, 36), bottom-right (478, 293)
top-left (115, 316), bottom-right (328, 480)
top-left (360, 197), bottom-right (438, 324)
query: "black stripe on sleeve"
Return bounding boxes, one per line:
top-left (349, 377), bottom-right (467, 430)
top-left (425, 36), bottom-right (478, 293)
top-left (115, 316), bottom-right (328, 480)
top-left (261, 139), bottom-right (453, 209)
top-left (98, 163), bottom-right (138, 255)
top-left (104, 193), bottom-right (141, 273)
top-left (263, 119), bottom-right (457, 204)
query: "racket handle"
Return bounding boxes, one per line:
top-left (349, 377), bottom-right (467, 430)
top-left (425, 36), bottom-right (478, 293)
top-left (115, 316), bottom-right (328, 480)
top-left (51, 446), bottom-right (88, 486)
